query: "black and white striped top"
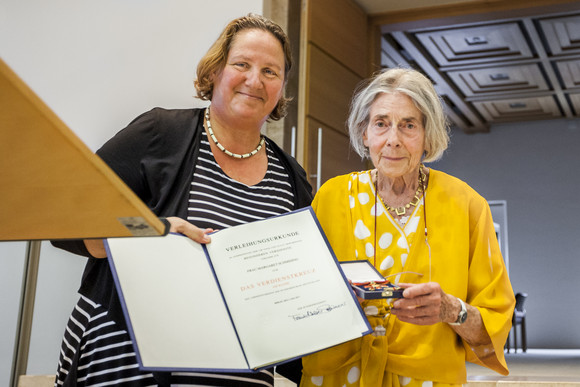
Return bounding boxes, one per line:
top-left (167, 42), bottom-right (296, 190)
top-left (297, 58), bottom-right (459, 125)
top-left (54, 111), bottom-right (305, 387)
top-left (187, 131), bottom-right (295, 228)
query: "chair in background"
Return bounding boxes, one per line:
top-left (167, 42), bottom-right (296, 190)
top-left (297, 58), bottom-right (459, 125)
top-left (506, 292), bottom-right (528, 353)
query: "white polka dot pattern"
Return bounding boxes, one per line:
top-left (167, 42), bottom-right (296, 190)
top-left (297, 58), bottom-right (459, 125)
top-left (347, 366), bottom-right (360, 383)
top-left (378, 232), bottom-right (393, 249)
top-left (397, 236), bottom-right (409, 250)
top-left (364, 305), bottom-right (379, 316)
top-left (405, 216), bottom-right (420, 233)
top-left (347, 171), bottom-right (423, 298)
top-left (380, 256), bottom-right (394, 271)
top-left (370, 203), bottom-right (384, 216)
top-left (354, 220), bottom-right (371, 239)
top-left (401, 253), bottom-right (408, 267)
top-left (358, 192), bottom-right (369, 205)
top-left (365, 242), bottom-right (374, 257)
top-left (394, 273), bottom-right (402, 285)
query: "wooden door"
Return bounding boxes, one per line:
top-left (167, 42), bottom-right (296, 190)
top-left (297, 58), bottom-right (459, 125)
top-left (298, 0), bottom-right (371, 192)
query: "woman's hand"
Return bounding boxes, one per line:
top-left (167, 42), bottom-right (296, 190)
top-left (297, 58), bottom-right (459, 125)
top-left (391, 282), bottom-right (492, 346)
top-left (390, 282), bottom-right (448, 325)
top-left (84, 239), bottom-right (108, 258)
top-left (82, 217), bottom-right (214, 259)
top-left (166, 216), bottom-right (214, 244)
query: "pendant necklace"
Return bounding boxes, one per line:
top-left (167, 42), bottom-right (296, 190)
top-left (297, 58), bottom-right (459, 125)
top-left (374, 165), bottom-right (431, 280)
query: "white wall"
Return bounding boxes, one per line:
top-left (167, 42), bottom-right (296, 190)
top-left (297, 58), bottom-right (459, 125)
top-left (431, 118), bottom-right (580, 349)
top-left (0, 0), bottom-right (262, 383)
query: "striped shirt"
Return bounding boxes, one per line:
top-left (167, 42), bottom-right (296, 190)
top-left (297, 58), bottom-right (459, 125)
top-left (187, 131), bottom-right (294, 228)
top-left (57, 295), bottom-right (277, 386)
top-left (55, 132), bottom-right (295, 387)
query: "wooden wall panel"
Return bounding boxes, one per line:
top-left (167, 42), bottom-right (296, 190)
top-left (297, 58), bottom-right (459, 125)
top-left (306, 118), bottom-right (367, 190)
top-left (308, 0), bottom-right (368, 77)
top-left (299, 0), bottom-right (370, 191)
top-left (307, 45), bottom-right (363, 135)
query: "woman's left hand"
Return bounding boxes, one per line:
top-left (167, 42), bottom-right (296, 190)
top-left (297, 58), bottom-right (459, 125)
top-left (391, 282), bottom-right (492, 346)
top-left (390, 282), bottom-right (457, 325)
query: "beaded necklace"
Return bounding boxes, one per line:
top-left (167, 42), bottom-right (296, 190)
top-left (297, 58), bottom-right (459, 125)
top-left (205, 107), bottom-right (265, 159)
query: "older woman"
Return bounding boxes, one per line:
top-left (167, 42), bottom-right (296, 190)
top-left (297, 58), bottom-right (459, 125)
top-left (300, 68), bottom-right (514, 386)
top-left (52, 14), bottom-right (311, 387)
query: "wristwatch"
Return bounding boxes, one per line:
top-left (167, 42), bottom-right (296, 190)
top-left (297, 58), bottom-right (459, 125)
top-left (449, 297), bottom-right (467, 326)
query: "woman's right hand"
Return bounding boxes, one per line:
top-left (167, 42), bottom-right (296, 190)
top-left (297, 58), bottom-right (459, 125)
top-left (83, 217), bottom-right (214, 259)
top-left (166, 216), bottom-right (214, 244)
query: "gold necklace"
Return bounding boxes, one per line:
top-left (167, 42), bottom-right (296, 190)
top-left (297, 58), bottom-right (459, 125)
top-left (205, 107), bottom-right (265, 159)
top-left (377, 165), bottom-right (426, 216)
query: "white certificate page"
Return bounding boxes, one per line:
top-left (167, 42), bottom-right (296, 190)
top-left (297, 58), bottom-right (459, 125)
top-left (106, 235), bottom-right (248, 371)
top-left (206, 208), bottom-right (370, 369)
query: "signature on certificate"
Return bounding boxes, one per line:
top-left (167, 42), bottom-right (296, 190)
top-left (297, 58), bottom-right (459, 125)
top-left (289, 302), bottom-right (346, 321)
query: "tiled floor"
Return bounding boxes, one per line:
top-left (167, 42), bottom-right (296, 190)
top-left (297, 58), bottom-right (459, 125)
top-left (276, 349), bottom-right (580, 385)
top-left (467, 349), bottom-right (580, 380)
top-left (17, 350), bottom-right (579, 387)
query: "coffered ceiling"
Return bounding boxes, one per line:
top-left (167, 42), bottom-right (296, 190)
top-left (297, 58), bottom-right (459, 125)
top-left (354, 0), bottom-right (580, 133)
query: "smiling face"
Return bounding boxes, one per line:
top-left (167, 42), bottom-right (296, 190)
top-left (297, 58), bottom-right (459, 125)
top-left (363, 92), bottom-right (426, 180)
top-left (210, 29), bottom-right (285, 126)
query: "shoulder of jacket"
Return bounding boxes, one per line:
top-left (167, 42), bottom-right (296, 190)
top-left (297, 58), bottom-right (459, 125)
top-left (430, 169), bottom-right (486, 204)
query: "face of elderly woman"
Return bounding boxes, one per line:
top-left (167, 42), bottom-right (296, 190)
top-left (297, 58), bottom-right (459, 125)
top-left (363, 92), bottom-right (425, 180)
top-left (211, 29), bottom-right (285, 125)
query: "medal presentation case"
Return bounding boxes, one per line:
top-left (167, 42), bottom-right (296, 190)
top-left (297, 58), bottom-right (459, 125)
top-left (339, 260), bottom-right (404, 300)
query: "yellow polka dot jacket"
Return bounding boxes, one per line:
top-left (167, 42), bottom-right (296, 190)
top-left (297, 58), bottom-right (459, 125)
top-left (301, 169), bottom-right (514, 386)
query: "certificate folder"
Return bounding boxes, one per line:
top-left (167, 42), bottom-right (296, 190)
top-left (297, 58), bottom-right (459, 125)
top-left (105, 207), bottom-right (371, 372)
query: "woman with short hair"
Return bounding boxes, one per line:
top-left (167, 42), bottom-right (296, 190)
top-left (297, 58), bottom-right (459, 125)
top-left (301, 67), bottom-right (514, 387)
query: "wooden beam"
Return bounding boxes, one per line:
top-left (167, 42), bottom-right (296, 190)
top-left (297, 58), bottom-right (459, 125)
top-left (370, 0), bottom-right (580, 30)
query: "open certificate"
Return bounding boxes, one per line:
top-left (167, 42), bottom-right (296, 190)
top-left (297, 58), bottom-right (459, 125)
top-left (105, 207), bottom-right (371, 372)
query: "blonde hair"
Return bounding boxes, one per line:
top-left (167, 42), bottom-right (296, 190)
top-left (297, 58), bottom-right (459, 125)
top-left (348, 67), bottom-right (450, 162)
top-left (194, 13), bottom-right (292, 121)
